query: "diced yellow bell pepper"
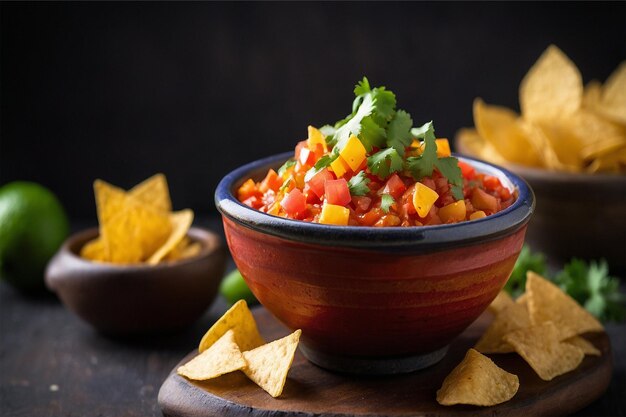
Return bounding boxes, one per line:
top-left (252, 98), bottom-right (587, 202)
top-left (339, 135), bottom-right (367, 171)
top-left (435, 138), bottom-right (451, 157)
top-left (439, 200), bottom-right (467, 223)
top-left (413, 183), bottom-right (439, 218)
top-left (307, 125), bottom-right (328, 152)
top-left (330, 156), bottom-right (350, 178)
top-left (469, 210), bottom-right (486, 220)
top-left (267, 201), bottom-right (281, 216)
top-left (319, 202), bottom-right (350, 226)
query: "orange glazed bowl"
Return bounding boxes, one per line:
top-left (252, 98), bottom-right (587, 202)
top-left (215, 152), bottom-right (534, 374)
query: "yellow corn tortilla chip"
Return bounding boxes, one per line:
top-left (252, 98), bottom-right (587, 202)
top-left (102, 202), bottom-right (172, 264)
top-left (519, 120), bottom-right (572, 171)
top-left (564, 336), bottom-right (601, 357)
top-left (600, 61), bottom-right (626, 125)
top-left (177, 330), bottom-right (246, 380)
top-left (454, 127), bottom-right (510, 166)
top-left (475, 302), bottom-right (530, 354)
top-left (583, 80), bottom-right (603, 111)
top-left (199, 300), bottom-right (265, 353)
top-left (163, 237), bottom-right (202, 261)
top-left (516, 293), bottom-right (528, 307)
top-left (80, 238), bottom-right (108, 262)
top-left (473, 99), bottom-right (542, 167)
top-left (147, 209), bottom-right (194, 265)
top-left (94, 180), bottom-right (128, 226)
top-left (436, 348), bottom-right (519, 406)
top-left (503, 321), bottom-right (584, 381)
top-left (520, 45), bottom-right (582, 123)
top-left (242, 329), bottom-right (302, 398)
top-left (487, 290), bottom-right (515, 315)
top-left (526, 271), bottom-right (603, 340)
top-left (129, 173), bottom-right (172, 212)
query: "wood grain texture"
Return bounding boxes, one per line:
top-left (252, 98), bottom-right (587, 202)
top-left (159, 308), bottom-right (612, 417)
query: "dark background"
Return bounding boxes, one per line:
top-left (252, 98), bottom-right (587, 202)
top-left (1, 2), bottom-right (625, 222)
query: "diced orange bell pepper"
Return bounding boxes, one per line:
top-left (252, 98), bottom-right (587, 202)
top-left (435, 138), bottom-right (451, 157)
top-left (413, 182), bottom-right (439, 218)
top-left (330, 156), bottom-right (350, 178)
top-left (439, 200), bottom-right (467, 223)
top-left (339, 135), bottom-right (367, 171)
top-left (307, 125), bottom-right (328, 153)
top-left (319, 202), bottom-right (350, 226)
top-left (469, 210), bottom-right (486, 220)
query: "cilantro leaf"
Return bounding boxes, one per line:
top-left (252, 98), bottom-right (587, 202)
top-left (554, 259), bottom-right (625, 322)
top-left (333, 94), bottom-right (375, 153)
top-left (367, 148), bottom-right (403, 180)
top-left (371, 87), bottom-right (396, 122)
top-left (347, 171), bottom-right (370, 196)
top-left (411, 121), bottom-right (433, 139)
top-left (434, 157), bottom-right (464, 200)
top-left (304, 154), bottom-right (334, 182)
top-left (505, 245), bottom-right (548, 298)
top-left (386, 110), bottom-right (413, 156)
top-left (354, 76), bottom-right (371, 97)
top-left (405, 121), bottom-right (437, 180)
top-left (380, 194), bottom-right (395, 213)
top-left (319, 125), bottom-right (336, 137)
top-left (359, 116), bottom-right (387, 151)
top-left (277, 159), bottom-right (296, 176)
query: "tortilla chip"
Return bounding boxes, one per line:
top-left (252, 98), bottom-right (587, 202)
top-left (487, 291), bottom-right (515, 315)
top-left (600, 61), bottom-right (626, 125)
top-left (564, 336), bottom-right (601, 357)
top-left (526, 271), bottom-right (603, 340)
top-left (129, 173), bottom-right (172, 213)
top-left (436, 348), bottom-right (519, 406)
top-left (80, 238), bottom-right (108, 262)
top-left (242, 329), bottom-right (301, 398)
top-left (475, 302), bottom-right (530, 354)
top-left (94, 180), bottom-right (128, 225)
top-left (504, 321), bottom-right (584, 381)
top-left (102, 202), bottom-right (172, 264)
top-left (520, 45), bottom-right (582, 122)
top-left (199, 300), bottom-right (265, 353)
top-left (147, 209), bottom-right (194, 265)
top-left (474, 99), bottom-right (542, 166)
top-left (177, 330), bottom-right (246, 380)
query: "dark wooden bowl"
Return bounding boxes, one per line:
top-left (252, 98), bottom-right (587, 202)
top-left (215, 152), bottom-right (534, 374)
top-left (455, 135), bottom-right (626, 273)
top-left (45, 227), bottom-right (226, 335)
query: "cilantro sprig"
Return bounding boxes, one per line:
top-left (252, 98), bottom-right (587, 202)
top-left (380, 194), bottom-right (395, 213)
top-left (347, 171), bottom-right (371, 196)
top-left (406, 121), bottom-right (464, 200)
top-left (322, 78), bottom-right (463, 199)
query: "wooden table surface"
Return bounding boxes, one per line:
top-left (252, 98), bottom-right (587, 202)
top-left (0, 219), bottom-right (624, 417)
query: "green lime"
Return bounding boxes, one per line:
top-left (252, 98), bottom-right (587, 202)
top-left (219, 269), bottom-right (258, 305)
top-left (0, 181), bottom-right (69, 292)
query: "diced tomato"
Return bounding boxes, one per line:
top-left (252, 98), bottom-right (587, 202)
top-left (458, 161), bottom-right (476, 180)
top-left (483, 175), bottom-right (501, 191)
top-left (259, 169), bottom-right (283, 193)
top-left (303, 183), bottom-right (321, 204)
top-left (242, 195), bottom-right (263, 209)
top-left (325, 178), bottom-right (351, 206)
top-left (360, 208), bottom-right (384, 226)
top-left (352, 196), bottom-right (372, 213)
top-left (383, 174), bottom-right (407, 199)
top-left (298, 147), bottom-right (316, 166)
top-left (471, 188), bottom-right (497, 212)
top-left (280, 189), bottom-right (307, 218)
top-left (238, 178), bottom-right (260, 201)
top-left (499, 186), bottom-right (512, 200)
top-left (306, 168), bottom-right (334, 198)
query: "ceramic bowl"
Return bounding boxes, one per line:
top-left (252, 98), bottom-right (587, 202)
top-left (455, 137), bottom-right (626, 274)
top-left (45, 227), bottom-right (227, 335)
top-left (215, 152), bottom-right (534, 374)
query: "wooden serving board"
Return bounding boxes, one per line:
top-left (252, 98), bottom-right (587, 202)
top-left (158, 307), bottom-right (612, 417)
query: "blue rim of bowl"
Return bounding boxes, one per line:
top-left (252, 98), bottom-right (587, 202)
top-left (215, 152), bottom-right (535, 253)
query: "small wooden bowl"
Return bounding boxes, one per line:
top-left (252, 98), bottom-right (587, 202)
top-left (45, 227), bottom-right (227, 335)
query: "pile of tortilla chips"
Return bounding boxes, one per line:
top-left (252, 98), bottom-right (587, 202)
top-left (177, 300), bottom-right (301, 398)
top-left (80, 174), bottom-right (200, 264)
top-left (437, 271), bottom-right (603, 407)
top-left (457, 45), bottom-right (626, 173)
